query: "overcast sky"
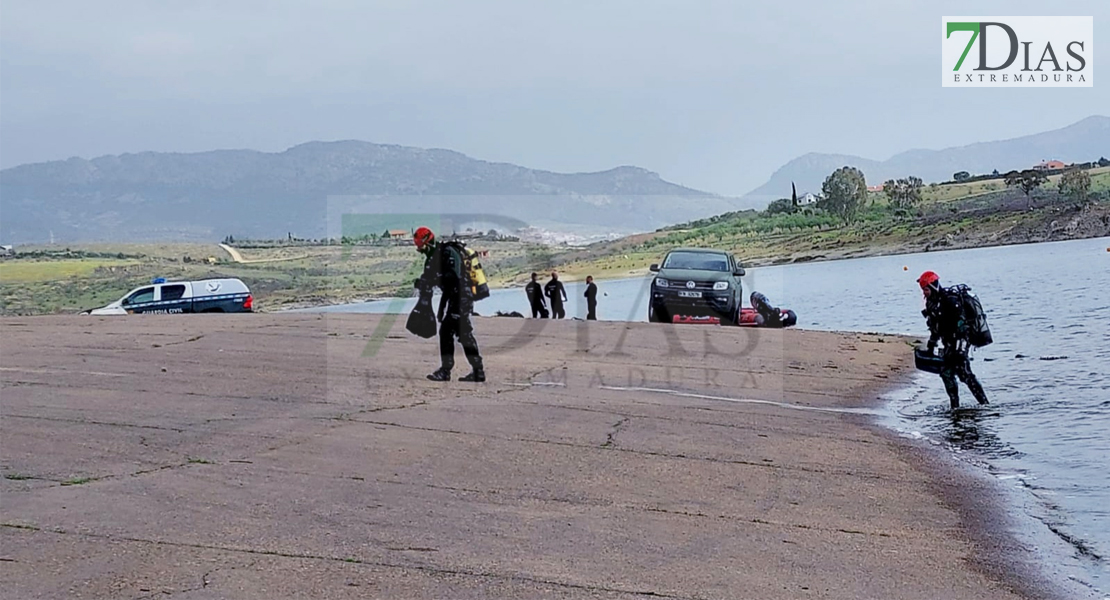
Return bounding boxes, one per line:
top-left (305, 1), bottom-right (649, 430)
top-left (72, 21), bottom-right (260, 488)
top-left (1, 0), bottom-right (1106, 195)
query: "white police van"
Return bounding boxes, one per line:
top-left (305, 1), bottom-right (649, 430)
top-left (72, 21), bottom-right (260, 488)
top-left (84, 278), bottom-right (253, 315)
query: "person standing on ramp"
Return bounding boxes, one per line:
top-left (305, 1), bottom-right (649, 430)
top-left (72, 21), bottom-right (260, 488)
top-left (545, 272), bottom-right (567, 319)
top-left (413, 227), bottom-right (485, 382)
top-left (584, 275), bottom-right (598, 320)
top-left (526, 272), bottom-right (548, 318)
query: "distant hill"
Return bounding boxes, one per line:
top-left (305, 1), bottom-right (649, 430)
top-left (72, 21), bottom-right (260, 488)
top-left (0, 141), bottom-right (744, 244)
top-left (742, 115), bottom-right (1110, 203)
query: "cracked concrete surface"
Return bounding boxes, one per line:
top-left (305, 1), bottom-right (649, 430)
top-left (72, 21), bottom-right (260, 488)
top-left (0, 314), bottom-right (1042, 599)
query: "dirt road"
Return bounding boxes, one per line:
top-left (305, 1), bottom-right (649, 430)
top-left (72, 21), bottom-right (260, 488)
top-left (0, 315), bottom-right (1068, 599)
top-left (219, 243), bottom-right (308, 264)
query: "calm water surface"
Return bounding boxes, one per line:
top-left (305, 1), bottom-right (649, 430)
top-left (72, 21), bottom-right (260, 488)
top-left (299, 236), bottom-right (1110, 595)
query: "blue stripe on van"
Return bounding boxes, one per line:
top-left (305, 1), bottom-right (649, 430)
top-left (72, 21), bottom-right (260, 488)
top-left (128, 293), bottom-right (249, 309)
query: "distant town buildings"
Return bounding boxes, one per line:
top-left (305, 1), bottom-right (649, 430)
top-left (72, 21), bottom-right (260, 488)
top-left (1034, 160), bottom-right (1066, 171)
top-left (516, 226), bottom-right (623, 246)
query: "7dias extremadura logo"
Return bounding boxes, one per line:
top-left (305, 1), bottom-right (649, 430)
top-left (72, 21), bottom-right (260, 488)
top-left (943, 17), bottom-right (1093, 87)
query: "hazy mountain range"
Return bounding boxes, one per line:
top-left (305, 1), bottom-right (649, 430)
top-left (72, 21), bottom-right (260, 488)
top-left (743, 115), bottom-right (1109, 201)
top-left (1, 116), bottom-right (1106, 244)
top-left (0, 142), bottom-right (740, 244)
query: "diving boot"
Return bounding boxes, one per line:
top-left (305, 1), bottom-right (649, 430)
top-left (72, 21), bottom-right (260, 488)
top-left (426, 368), bottom-right (451, 382)
top-left (459, 369), bottom-right (486, 383)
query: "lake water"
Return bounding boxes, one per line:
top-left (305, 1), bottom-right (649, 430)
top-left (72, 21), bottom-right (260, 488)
top-left (296, 236), bottom-right (1110, 596)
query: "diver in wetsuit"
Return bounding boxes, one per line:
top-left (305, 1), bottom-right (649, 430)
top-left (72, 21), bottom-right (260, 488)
top-left (525, 272), bottom-right (547, 318)
top-left (545, 272), bottom-right (567, 319)
top-left (918, 271), bottom-right (988, 409)
top-left (413, 227), bottom-right (486, 382)
top-left (749, 291), bottom-right (782, 327)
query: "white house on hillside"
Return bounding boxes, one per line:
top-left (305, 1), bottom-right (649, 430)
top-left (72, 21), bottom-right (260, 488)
top-left (796, 192), bottom-right (819, 206)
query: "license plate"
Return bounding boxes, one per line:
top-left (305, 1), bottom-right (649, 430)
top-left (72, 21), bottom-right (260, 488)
top-left (677, 291), bottom-right (702, 298)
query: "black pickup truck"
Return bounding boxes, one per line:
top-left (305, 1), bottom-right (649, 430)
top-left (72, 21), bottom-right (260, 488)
top-left (647, 248), bottom-right (745, 324)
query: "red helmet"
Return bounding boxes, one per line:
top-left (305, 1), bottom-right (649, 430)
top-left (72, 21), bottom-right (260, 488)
top-left (413, 227), bottom-right (434, 250)
top-left (917, 270), bottom-right (940, 290)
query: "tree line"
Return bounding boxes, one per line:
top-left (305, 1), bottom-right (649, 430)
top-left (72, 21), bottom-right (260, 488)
top-left (765, 159), bottom-right (1104, 225)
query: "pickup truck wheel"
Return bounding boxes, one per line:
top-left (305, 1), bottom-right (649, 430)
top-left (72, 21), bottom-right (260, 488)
top-left (726, 303), bottom-right (741, 326)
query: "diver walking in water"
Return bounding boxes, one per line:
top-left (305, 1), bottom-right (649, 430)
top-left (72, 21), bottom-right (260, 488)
top-left (918, 271), bottom-right (990, 409)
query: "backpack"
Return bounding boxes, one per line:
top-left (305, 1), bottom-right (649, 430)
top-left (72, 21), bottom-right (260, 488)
top-left (442, 240), bottom-right (490, 301)
top-left (950, 284), bottom-right (993, 347)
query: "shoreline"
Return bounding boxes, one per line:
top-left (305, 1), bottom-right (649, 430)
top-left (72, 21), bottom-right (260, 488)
top-left (4, 230), bottom-right (1106, 318)
top-left (858, 374), bottom-right (1100, 600)
top-left (882, 426), bottom-right (1103, 600)
top-left (0, 314), bottom-right (1086, 598)
top-left (547, 232), bottom-right (1110, 285)
top-left (260, 234), bottom-right (1110, 314)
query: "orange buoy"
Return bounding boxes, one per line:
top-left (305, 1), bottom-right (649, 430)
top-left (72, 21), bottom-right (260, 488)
top-left (903, 266), bottom-right (908, 271)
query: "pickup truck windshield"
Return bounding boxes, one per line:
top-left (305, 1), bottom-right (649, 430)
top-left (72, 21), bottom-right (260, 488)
top-left (662, 252), bottom-right (729, 272)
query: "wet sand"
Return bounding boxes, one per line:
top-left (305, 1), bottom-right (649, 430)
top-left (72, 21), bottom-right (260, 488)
top-left (0, 314), bottom-right (1072, 599)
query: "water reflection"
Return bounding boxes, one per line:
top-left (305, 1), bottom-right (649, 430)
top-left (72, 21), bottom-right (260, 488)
top-left (942, 409), bottom-right (1023, 459)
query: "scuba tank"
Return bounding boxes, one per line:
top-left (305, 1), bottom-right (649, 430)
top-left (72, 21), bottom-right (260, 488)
top-left (444, 240), bottom-right (490, 301)
top-left (951, 284), bottom-right (993, 347)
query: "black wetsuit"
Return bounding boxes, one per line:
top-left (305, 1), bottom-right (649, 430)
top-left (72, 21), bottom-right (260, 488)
top-left (545, 279), bottom-right (567, 319)
top-left (750, 291), bottom-right (782, 327)
top-left (526, 280), bottom-right (547, 318)
top-left (417, 243), bottom-right (483, 376)
top-left (584, 282), bottom-right (598, 320)
top-left (923, 286), bottom-right (988, 408)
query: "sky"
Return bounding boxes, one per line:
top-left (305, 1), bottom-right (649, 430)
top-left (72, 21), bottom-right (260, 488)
top-left (1, 0), bottom-right (1107, 196)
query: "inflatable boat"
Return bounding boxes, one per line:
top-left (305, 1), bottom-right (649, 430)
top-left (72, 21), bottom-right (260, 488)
top-left (671, 315), bottom-right (722, 325)
top-left (669, 309), bottom-right (797, 328)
